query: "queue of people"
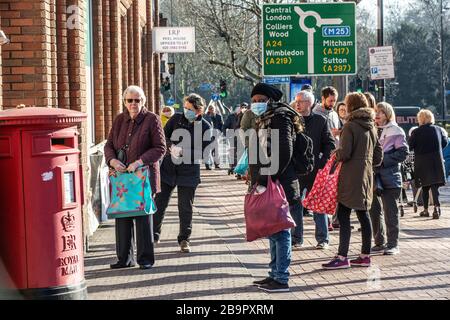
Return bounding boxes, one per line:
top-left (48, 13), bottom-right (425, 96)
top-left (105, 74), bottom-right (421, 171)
top-left (104, 82), bottom-right (448, 293)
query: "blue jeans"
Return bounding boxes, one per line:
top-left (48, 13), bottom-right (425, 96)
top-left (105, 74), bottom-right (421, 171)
top-left (290, 201), bottom-right (304, 244)
top-left (292, 187), bottom-right (329, 244)
top-left (313, 213), bottom-right (329, 244)
top-left (268, 229), bottom-right (291, 284)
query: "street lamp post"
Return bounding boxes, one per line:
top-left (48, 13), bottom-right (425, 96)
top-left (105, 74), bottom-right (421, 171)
top-left (377, 0), bottom-right (385, 102)
top-left (440, 0), bottom-right (447, 126)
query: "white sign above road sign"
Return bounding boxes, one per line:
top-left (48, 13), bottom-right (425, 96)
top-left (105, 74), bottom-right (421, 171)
top-left (153, 27), bottom-right (196, 53)
top-left (369, 46), bottom-right (395, 80)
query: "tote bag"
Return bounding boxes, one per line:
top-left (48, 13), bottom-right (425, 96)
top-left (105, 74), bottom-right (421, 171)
top-left (302, 154), bottom-right (342, 215)
top-left (107, 166), bottom-right (156, 219)
top-left (244, 176), bottom-right (296, 242)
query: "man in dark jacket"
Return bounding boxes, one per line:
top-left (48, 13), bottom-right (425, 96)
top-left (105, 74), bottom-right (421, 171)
top-left (204, 104), bottom-right (224, 169)
top-left (223, 103), bottom-right (248, 174)
top-left (153, 93), bottom-right (212, 253)
top-left (249, 83), bottom-right (302, 293)
top-left (293, 90), bottom-right (336, 249)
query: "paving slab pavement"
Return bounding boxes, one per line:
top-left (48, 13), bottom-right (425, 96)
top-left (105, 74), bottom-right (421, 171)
top-left (85, 168), bottom-right (450, 300)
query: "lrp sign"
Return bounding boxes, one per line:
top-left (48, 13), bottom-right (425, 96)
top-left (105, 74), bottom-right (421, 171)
top-left (153, 27), bottom-right (196, 53)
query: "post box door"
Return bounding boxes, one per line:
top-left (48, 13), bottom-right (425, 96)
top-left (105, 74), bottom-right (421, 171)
top-left (21, 128), bottom-right (84, 289)
top-left (0, 128), bottom-right (28, 289)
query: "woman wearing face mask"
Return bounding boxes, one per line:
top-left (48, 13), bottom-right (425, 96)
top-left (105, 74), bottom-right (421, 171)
top-left (153, 93), bottom-right (212, 253)
top-left (160, 105), bottom-right (175, 128)
top-left (249, 83), bottom-right (303, 293)
top-left (369, 102), bottom-right (408, 256)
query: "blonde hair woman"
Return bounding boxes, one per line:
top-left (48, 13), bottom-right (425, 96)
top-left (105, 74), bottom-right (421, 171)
top-left (409, 109), bottom-right (448, 219)
top-left (370, 102), bottom-right (408, 255)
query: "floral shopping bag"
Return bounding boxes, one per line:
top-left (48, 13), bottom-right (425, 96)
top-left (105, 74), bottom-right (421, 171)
top-left (302, 154), bottom-right (342, 215)
top-left (107, 166), bottom-right (156, 219)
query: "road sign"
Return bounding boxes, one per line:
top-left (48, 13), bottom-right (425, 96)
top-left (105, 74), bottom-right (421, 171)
top-left (166, 98), bottom-right (175, 106)
top-left (262, 3), bottom-right (356, 77)
top-left (369, 46), bottom-right (395, 80)
top-left (212, 94), bottom-right (220, 101)
top-left (262, 76), bottom-right (290, 85)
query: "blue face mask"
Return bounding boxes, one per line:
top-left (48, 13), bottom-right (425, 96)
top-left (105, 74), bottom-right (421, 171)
top-left (251, 102), bottom-right (268, 116)
top-left (184, 108), bottom-right (197, 122)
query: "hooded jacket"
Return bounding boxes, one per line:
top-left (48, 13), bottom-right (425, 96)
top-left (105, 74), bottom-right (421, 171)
top-left (376, 121), bottom-right (408, 189)
top-left (336, 107), bottom-right (383, 211)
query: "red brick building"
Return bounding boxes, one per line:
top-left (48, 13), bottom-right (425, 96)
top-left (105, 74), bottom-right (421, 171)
top-left (0, 0), bottom-right (161, 145)
top-left (0, 0), bottom-right (162, 234)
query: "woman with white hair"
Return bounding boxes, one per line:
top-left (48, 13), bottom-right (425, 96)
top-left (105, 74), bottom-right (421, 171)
top-left (370, 102), bottom-right (408, 256)
top-left (104, 85), bottom-right (166, 270)
top-left (409, 109), bottom-right (448, 219)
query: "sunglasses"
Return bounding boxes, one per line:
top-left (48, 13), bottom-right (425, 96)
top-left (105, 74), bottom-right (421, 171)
top-left (125, 99), bottom-right (141, 104)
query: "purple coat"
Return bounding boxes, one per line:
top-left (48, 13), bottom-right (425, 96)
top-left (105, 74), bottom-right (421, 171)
top-left (104, 107), bottom-right (166, 193)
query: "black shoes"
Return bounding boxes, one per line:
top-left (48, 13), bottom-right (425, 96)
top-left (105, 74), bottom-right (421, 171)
top-left (420, 209), bottom-right (430, 217)
top-left (252, 277), bottom-right (273, 286)
top-left (139, 264), bottom-right (152, 270)
top-left (110, 262), bottom-right (135, 269)
top-left (433, 207), bottom-right (441, 219)
top-left (205, 164), bottom-right (212, 170)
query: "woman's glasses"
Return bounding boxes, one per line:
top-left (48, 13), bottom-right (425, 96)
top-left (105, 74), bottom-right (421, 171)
top-left (126, 99), bottom-right (141, 104)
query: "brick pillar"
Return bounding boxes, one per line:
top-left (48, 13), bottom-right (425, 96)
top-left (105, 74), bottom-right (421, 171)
top-left (102, 0), bottom-right (112, 136)
top-left (0, 1), bottom-right (55, 109)
top-left (110, 0), bottom-right (122, 118)
top-left (132, 0), bottom-right (142, 88)
top-left (153, 0), bottom-right (161, 114)
top-left (127, 6), bottom-right (134, 86)
top-left (92, 0), bottom-right (105, 143)
top-left (146, 0), bottom-right (154, 112)
top-left (56, 0), bottom-right (70, 108)
top-left (121, 14), bottom-right (128, 93)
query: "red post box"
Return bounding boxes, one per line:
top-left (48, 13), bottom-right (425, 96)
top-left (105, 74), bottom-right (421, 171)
top-left (0, 107), bottom-right (87, 299)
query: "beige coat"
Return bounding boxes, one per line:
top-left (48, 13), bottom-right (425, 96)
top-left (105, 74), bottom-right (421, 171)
top-left (336, 108), bottom-right (383, 211)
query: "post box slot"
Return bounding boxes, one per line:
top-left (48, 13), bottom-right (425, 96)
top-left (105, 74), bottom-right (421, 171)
top-left (51, 137), bottom-right (75, 150)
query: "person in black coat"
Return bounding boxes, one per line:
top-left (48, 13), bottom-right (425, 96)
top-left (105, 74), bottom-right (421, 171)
top-left (249, 83), bottom-right (302, 293)
top-left (223, 103), bottom-right (248, 175)
top-left (153, 93), bottom-right (212, 253)
top-left (293, 90), bottom-right (336, 249)
top-left (409, 109), bottom-right (448, 219)
top-left (203, 104), bottom-right (224, 169)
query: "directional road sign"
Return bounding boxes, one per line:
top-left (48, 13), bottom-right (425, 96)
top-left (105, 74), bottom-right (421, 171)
top-left (262, 3), bottom-right (356, 76)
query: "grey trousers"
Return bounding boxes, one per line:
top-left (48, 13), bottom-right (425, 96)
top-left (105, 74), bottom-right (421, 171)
top-left (369, 188), bottom-right (401, 248)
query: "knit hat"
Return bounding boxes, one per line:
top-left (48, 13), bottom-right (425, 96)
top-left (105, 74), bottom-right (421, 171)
top-left (251, 83), bottom-right (283, 102)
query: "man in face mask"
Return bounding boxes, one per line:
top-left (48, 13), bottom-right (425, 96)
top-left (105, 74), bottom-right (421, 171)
top-left (313, 86), bottom-right (341, 141)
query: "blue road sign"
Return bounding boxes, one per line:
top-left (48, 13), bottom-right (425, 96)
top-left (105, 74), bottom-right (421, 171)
top-left (166, 98), bottom-right (175, 106)
top-left (212, 94), bottom-right (220, 101)
top-left (263, 77), bottom-right (290, 85)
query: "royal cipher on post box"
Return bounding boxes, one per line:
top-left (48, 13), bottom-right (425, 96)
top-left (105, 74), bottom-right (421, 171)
top-left (0, 107), bottom-right (87, 299)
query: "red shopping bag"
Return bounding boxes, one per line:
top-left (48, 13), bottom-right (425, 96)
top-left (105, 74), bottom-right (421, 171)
top-left (302, 154), bottom-right (342, 215)
top-left (244, 176), bottom-right (296, 242)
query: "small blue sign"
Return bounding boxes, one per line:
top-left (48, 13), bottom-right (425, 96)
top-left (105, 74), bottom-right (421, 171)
top-left (199, 83), bottom-right (212, 91)
top-left (263, 77), bottom-right (290, 85)
top-left (212, 94), bottom-right (220, 101)
top-left (322, 26), bottom-right (351, 37)
top-left (446, 90), bottom-right (450, 96)
top-left (166, 98), bottom-right (175, 106)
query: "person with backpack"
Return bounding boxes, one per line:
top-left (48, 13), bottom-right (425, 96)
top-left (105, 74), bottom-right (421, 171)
top-left (249, 83), bottom-right (303, 293)
top-left (293, 90), bottom-right (336, 249)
